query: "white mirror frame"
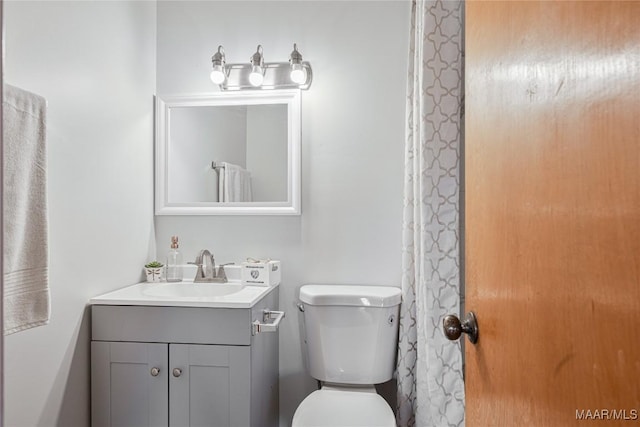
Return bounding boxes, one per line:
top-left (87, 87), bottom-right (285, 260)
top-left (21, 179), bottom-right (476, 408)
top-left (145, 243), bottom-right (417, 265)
top-left (155, 90), bottom-right (301, 215)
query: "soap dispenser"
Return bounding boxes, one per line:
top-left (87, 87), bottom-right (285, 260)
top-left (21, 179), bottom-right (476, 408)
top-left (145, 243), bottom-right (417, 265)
top-left (166, 236), bottom-right (183, 282)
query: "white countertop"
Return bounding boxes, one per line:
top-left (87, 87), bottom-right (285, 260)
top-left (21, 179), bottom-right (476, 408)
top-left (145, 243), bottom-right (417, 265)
top-left (89, 280), bottom-right (278, 309)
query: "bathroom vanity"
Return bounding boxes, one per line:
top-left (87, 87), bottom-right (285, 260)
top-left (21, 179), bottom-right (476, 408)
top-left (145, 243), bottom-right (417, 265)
top-left (89, 281), bottom-right (280, 427)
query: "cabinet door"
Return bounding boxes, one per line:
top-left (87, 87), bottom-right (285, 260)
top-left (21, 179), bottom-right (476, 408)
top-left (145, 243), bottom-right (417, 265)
top-left (170, 344), bottom-right (251, 427)
top-left (92, 341), bottom-right (169, 427)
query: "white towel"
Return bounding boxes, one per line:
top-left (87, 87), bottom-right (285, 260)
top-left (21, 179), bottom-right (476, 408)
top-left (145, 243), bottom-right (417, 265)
top-left (217, 164), bottom-right (225, 202)
top-left (220, 162), bottom-right (252, 202)
top-left (3, 84), bottom-right (50, 335)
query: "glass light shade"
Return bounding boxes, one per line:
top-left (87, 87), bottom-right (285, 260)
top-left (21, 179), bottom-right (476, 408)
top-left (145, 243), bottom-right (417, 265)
top-left (290, 64), bottom-right (306, 84)
top-left (249, 65), bottom-right (264, 87)
top-left (210, 65), bottom-right (226, 85)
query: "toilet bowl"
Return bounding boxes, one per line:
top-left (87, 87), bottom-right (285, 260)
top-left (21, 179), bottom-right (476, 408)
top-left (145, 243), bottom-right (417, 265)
top-left (292, 284), bottom-right (401, 427)
top-left (292, 386), bottom-right (395, 427)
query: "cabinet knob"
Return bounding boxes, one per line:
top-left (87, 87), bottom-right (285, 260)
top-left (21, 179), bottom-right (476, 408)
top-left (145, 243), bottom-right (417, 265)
top-left (150, 367), bottom-right (160, 377)
top-left (172, 368), bottom-right (182, 378)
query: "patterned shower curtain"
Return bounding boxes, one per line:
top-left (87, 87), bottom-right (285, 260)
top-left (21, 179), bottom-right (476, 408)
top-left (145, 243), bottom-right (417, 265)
top-left (396, 1), bottom-right (465, 426)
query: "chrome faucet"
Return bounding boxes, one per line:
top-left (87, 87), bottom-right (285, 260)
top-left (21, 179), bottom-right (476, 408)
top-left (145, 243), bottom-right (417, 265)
top-left (189, 250), bottom-right (230, 283)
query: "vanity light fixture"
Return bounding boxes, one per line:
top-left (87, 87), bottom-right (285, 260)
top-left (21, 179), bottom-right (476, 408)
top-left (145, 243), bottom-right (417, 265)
top-left (210, 45), bottom-right (227, 85)
top-left (209, 43), bottom-right (313, 91)
top-left (249, 45), bottom-right (265, 87)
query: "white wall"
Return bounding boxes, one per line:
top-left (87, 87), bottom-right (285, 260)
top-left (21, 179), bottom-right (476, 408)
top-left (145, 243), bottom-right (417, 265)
top-left (169, 106), bottom-right (247, 202)
top-left (156, 1), bottom-right (410, 424)
top-left (246, 104), bottom-right (288, 202)
top-left (4, 2), bottom-right (156, 426)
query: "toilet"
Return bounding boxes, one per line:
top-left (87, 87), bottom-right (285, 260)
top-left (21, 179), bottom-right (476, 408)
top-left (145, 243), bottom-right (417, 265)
top-left (292, 284), bottom-right (402, 427)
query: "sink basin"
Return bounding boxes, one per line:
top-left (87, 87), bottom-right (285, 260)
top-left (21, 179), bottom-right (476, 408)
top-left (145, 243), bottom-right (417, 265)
top-left (90, 279), bottom-right (275, 308)
top-left (142, 282), bottom-right (244, 298)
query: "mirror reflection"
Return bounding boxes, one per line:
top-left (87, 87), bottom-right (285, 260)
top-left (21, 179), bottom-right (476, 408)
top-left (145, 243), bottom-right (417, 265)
top-left (168, 104), bottom-right (288, 204)
top-left (155, 90), bottom-right (300, 215)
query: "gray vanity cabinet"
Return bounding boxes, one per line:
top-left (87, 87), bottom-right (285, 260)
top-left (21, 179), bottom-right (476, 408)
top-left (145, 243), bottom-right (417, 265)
top-left (169, 344), bottom-right (250, 427)
top-left (91, 287), bottom-right (279, 427)
top-left (92, 341), bottom-right (169, 427)
top-left (92, 342), bottom-right (251, 427)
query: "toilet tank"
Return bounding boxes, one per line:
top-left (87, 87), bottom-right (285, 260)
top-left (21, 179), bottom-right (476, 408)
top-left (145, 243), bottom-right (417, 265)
top-left (299, 284), bottom-right (401, 385)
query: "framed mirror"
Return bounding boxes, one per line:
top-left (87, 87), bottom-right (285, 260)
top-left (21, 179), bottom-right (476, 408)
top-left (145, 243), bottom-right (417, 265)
top-left (155, 90), bottom-right (301, 215)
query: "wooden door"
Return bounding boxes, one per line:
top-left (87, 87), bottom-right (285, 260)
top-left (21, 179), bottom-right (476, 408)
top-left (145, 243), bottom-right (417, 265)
top-left (169, 344), bottom-right (251, 427)
top-left (91, 341), bottom-right (169, 427)
top-left (465, 1), bottom-right (640, 425)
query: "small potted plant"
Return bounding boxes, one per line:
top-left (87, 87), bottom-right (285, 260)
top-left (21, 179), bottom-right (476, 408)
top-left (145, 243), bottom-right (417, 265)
top-left (144, 261), bottom-right (164, 283)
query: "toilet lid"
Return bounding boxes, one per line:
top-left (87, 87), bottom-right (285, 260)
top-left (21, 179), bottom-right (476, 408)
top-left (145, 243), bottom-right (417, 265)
top-left (292, 389), bottom-right (396, 427)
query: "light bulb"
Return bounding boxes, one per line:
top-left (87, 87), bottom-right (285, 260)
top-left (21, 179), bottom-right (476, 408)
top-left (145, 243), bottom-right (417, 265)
top-left (210, 65), bottom-right (226, 84)
top-left (210, 46), bottom-right (226, 85)
top-left (290, 64), bottom-right (305, 84)
top-left (289, 43), bottom-right (306, 85)
top-left (249, 65), bottom-right (264, 87)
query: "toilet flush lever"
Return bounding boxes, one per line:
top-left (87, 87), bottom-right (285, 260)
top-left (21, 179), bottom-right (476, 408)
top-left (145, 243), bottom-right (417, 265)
top-left (252, 309), bottom-right (285, 336)
top-left (443, 311), bottom-right (479, 344)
